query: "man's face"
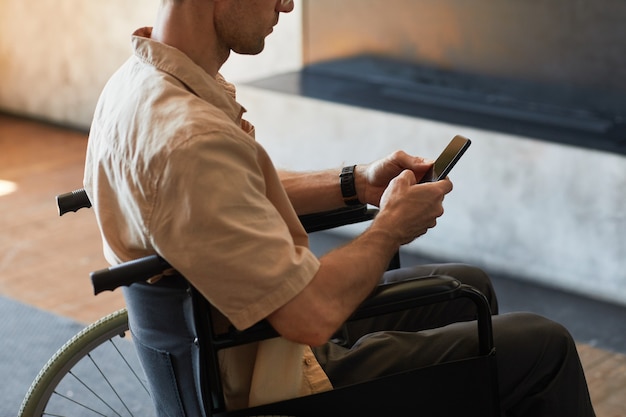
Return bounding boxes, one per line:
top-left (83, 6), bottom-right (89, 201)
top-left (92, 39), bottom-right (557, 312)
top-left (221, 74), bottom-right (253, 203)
top-left (214, 0), bottom-right (294, 55)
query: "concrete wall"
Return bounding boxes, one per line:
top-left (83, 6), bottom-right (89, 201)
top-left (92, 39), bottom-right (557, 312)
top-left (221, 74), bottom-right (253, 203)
top-left (237, 86), bottom-right (626, 306)
top-left (0, 0), bottom-right (302, 128)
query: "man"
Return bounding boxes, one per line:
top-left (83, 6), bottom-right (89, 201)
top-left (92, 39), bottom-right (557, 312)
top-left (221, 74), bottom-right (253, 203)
top-left (83, 0), bottom-right (596, 415)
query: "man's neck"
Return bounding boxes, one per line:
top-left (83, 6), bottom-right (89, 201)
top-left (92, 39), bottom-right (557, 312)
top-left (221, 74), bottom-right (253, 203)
top-left (151, 1), bottom-right (228, 77)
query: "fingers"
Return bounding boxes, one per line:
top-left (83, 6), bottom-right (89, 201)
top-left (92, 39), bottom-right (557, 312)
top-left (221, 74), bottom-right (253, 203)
top-left (390, 150), bottom-right (431, 170)
top-left (376, 172), bottom-right (451, 241)
top-left (391, 151), bottom-right (437, 184)
top-left (436, 177), bottom-right (454, 194)
top-left (406, 170), bottom-right (453, 195)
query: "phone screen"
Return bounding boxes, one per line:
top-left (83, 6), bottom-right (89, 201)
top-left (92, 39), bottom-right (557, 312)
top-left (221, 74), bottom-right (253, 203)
top-left (419, 135), bottom-right (471, 183)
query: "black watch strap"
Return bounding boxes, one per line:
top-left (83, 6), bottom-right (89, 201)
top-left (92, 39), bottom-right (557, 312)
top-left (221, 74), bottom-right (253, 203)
top-left (340, 165), bottom-right (361, 206)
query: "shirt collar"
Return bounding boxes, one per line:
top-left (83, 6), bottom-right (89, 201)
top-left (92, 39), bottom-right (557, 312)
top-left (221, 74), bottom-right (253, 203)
top-left (131, 27), bottom-right (245, 123)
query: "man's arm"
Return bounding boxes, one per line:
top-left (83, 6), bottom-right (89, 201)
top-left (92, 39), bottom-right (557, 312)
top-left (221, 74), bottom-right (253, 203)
top-left (279, 169), bottom-right (346, 215)
top-left (279, 151), bottom-right (433, 215)
top-left (269, 170), bottom-right (453, 346)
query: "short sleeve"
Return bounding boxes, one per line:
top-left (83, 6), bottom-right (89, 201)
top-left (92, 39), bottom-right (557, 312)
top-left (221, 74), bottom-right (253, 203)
top-left (149, 129), bottom-right (320, 330)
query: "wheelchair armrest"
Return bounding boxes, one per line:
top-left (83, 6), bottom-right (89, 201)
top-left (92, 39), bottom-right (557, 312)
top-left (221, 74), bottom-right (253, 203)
top-left (215, 274), bottom-right (493, 355)
top-left (352, 275), bottom-right (494, 355)
top-left (212, 276), bottom-right (462, 349)
top-left (89, 204), bottom-right (378, 294)
top-left (349, 275), bottom-right (461, 321)
top-left (299, 204), bottom-right (377, 233)
top-left (57, 188), bottom-right (377, 231)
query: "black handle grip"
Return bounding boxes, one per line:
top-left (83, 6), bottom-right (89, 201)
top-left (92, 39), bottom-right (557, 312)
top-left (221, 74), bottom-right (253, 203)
top-left (56, 189), bottom-right (91, 216)
top-left (91, 254), bottom-right (172, 294)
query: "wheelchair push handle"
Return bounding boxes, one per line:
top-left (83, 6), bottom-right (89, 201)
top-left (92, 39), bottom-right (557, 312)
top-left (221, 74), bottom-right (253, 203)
top-left (56, 189), bottom-right (91, 215)
top-left (91, 254), bottom-right (172, 295)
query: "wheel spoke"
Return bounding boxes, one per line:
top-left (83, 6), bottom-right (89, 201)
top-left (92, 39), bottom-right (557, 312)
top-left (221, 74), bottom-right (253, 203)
top-left (109, 338), bottom-right (150, 396)
top-left (87, 352), bottom-right (132, 416)
top-left (18, 310), bottom-right (155, 417)
top-left (48, 390), bottom-right (109, 416)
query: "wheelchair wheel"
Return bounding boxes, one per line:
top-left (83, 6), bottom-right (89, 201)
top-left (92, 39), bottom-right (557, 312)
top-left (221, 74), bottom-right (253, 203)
top-left (18, 309), bottom-right (154, 417)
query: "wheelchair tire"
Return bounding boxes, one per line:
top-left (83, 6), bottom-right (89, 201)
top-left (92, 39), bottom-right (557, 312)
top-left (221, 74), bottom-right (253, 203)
top-left (18, 308), bottom-right (154, 417)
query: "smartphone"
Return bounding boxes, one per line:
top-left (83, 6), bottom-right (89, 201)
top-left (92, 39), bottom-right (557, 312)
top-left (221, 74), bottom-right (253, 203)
top-left (419, 135), bottom-right (471, 183)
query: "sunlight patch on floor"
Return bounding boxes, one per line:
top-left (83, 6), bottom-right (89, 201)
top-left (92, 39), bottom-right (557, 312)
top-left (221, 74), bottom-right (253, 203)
top-left (0, 179), bottom-right (17, 197)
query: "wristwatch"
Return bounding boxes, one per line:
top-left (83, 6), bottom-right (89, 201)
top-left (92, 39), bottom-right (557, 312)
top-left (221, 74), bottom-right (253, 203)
top-left (340, 165), bottom-right (361, 206)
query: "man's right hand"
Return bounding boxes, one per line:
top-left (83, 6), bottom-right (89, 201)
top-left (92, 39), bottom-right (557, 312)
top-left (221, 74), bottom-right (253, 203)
top-left (375, 169), bottom-right (453, 246)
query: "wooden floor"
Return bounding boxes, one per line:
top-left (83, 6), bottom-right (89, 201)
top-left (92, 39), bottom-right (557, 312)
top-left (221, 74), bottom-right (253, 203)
top-left (1, 112), bottom-right (625, 415)
top-left (0, 113), bottom-right (125, 323)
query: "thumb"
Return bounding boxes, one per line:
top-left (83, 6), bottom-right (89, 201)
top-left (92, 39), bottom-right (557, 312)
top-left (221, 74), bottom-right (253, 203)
top-left (396, 169), bottom-right (417, 185)
top-left (381, 169), bottom-right (416, 209)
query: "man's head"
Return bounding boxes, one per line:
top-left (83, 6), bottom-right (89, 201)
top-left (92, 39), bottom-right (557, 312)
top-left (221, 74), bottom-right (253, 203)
top-left (213, 0), bottom-right (294, 56)
top-left (153, 0), bottom-right (293, 75)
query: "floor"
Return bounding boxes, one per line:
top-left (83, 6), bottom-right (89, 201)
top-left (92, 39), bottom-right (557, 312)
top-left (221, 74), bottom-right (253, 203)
top-left (0, 113), bottom-right (124, 324)
top-left (1, 112), bottom-right (625, 415)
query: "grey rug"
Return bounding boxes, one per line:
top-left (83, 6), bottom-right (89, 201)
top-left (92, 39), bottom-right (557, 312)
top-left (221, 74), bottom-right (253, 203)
top-left (1, 296), bottom-right (153, 416)
top-left (1, 295), bottom-right (84, 416)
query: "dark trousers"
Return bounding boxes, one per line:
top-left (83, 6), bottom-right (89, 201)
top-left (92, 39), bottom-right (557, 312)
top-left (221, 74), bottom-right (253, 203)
top-left (313, 263), bottom-right (596, 417)
top-left (123, 263), bottom-right (595, 416)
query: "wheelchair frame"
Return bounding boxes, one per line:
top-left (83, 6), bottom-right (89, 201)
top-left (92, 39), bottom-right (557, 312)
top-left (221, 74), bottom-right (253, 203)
top-left (19, 189), bottom-right (501, 416)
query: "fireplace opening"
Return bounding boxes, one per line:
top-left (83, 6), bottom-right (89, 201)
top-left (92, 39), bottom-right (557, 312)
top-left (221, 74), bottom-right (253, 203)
top-left (247, 0), bottom-right (626, 155)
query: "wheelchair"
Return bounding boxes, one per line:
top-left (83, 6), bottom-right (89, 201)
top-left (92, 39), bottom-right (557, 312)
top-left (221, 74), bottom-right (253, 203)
top-left (19, 189), bottom-right (500, 417)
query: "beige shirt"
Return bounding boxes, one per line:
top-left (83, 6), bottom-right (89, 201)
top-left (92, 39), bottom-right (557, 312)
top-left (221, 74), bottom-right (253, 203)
top-left (84, 27), bottom-right (332, 410)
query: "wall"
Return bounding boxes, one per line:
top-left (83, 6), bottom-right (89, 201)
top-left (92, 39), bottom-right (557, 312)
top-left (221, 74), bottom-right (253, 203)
top-left (0, 0), bottom-right (302, 129)
top-left (237, 85), bottom-right (626, 306)
top-left (304, 0), bottom-right (626, 98)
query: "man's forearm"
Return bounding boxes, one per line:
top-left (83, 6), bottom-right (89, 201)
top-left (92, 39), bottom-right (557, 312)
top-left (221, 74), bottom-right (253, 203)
top-left (279, 169), bottom-right (347, 215)
top-left (267, 220), bottom-right (400, 346)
